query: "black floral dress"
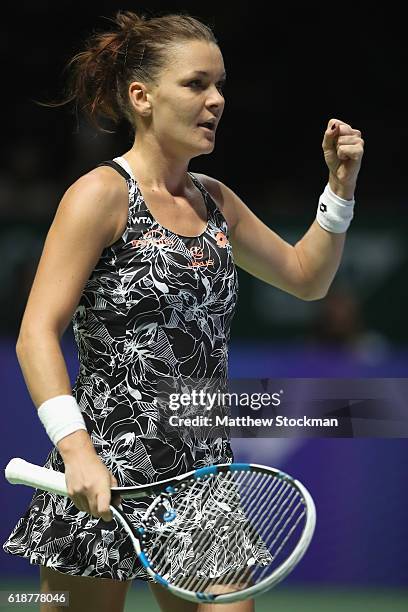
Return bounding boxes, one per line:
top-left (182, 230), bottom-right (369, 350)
top-left (3, 157), bottom-right (244, 581)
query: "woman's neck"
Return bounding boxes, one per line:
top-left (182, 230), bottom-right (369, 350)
top-left (124, 137), bottom-right (191, 196)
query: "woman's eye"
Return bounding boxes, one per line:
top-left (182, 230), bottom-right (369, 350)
top-left (187, 80), bottom-right (225, 94)
top-left (188, 80), bottom-right (203, 89)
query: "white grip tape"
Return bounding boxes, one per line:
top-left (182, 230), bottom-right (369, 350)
top-left (5, 458), bottom-right (68, 496)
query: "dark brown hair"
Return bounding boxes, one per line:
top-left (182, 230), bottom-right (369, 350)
top-left (53, 11), bottom-right (217, 131)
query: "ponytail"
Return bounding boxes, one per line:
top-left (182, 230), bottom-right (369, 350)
top-left (45, 10), bottom-right (217, 131)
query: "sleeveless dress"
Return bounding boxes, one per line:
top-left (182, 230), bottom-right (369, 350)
top-left (3, 158), bottom-right (268, 581)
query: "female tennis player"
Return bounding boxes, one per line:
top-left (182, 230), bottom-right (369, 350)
top-left (3, 10), bottom-right (364, 612)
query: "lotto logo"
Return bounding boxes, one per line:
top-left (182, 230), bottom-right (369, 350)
top-left (189, 247), bottom-right (204, 261)
top-left (188, 246), bottom-right (214, 269)
top-left (319, 202), bottom-right (327, 213)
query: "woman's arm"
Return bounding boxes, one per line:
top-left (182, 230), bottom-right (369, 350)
top-left (16, 167), bottom-right (127, 403)
top-left (15, 166), bottom-right (128, 518)
top-left (198, 118), bottom-right (364, 300)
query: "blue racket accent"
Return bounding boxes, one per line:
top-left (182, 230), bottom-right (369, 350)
top-left (278, 470), bottom-right (293, 481)
top-left (194, 466), bottom-right (218, 479)
top-left (154, 574), bottom-right (169, 587)
top-left (165, 485), bottom-right (176, 494)
top-left (138, 552), bottom-right (151, 568)
top-left (228, 463), bottom-right (251, 472)
top-left (163, 509), bottom-right (177, 522)
top-left (137, 527), bottom-right (145, 535)
top-left (196, 592), bottom-right (216, 602)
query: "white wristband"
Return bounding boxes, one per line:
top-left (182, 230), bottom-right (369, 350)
top-left (37, 395), bottom-right (87, 446)
top-left (316, 183), bottom-right (355, 234)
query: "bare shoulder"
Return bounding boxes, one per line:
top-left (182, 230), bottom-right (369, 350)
top-left (192, 173), bottom-right (240, 231)
top-left (64, 165), bottom-right (128, 218)
top-left (58, 165), bottom-right (129, 247)
top-left (18, 166), bottom-right (130, 340)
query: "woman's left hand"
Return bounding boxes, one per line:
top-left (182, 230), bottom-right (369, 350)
top-left (322, 118), bottom-right (365, 199)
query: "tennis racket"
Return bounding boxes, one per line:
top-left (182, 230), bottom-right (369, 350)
top-left (5, 458), bottom-right (316, 605)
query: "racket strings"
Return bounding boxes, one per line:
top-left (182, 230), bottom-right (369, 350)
top-left (180, 471), bottom-right (280, 594)
top-left (143, 470), bottom-right (308, 597)
top-left (243, 476), bottom-right (290, 521)
top-left (151, 471), bottom-right (276, 591)
top-left (187, 474), bottom-right (305, 593)
top-left (239, 481), bottom-right (305, 557)
top-left (171, 471), bottom-right (252, 587)
top-left (227, 487), bottom-right (305, 587)
top-left (248, 484), bottom-right (298, 547)
top-left (212, 478), bottom-right (299, 590)
top-left (147, 470), bottom-right (247, 580)
top-left (178, 470), bottom-right (255, 593)
top-left (146, 476), bottom-right (210, 575)
top-left (179, 471), bottom-right (279, 593)
top-left (257, 505), bottom-right (306, 582)
top-left (153, 470), bottom-right (252, 588)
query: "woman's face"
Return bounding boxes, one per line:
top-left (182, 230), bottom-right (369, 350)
top-left (147, 40), bottom-right (226, 159)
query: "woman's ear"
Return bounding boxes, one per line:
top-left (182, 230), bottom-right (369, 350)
top-left (128, 81), bottom-right (152, 117)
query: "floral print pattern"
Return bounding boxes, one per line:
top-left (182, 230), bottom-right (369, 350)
top-left (3, 158), bottom-right (241, 581)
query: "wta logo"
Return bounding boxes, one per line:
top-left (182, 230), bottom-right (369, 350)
top-left (134, 216), bottom-right (153, 224)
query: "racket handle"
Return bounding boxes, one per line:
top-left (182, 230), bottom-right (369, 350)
top-left (5, 458), bottom-right (68, 497)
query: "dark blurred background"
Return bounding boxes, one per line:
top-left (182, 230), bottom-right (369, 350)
top-left (1, 2), bottom-right (407, 609)
top-left (1, 2), bottom-right (407, 355)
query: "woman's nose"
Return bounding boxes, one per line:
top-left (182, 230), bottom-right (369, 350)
top-left (207, 87), bottom-right (224, 110)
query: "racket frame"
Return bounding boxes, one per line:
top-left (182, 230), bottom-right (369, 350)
top-left (111, 463), bottom-right (316, 605)
top-left (5, 458), bottom-right (316, 605)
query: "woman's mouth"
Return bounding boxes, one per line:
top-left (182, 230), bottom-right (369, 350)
top-left (197, 122), bottom-right (216, 137)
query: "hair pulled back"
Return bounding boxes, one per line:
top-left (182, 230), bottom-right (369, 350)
top-left (59, 11), bottom-right (217, 130)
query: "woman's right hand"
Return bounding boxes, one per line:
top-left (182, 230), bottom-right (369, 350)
top-left (58, 431), bottom-right (121, 522)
